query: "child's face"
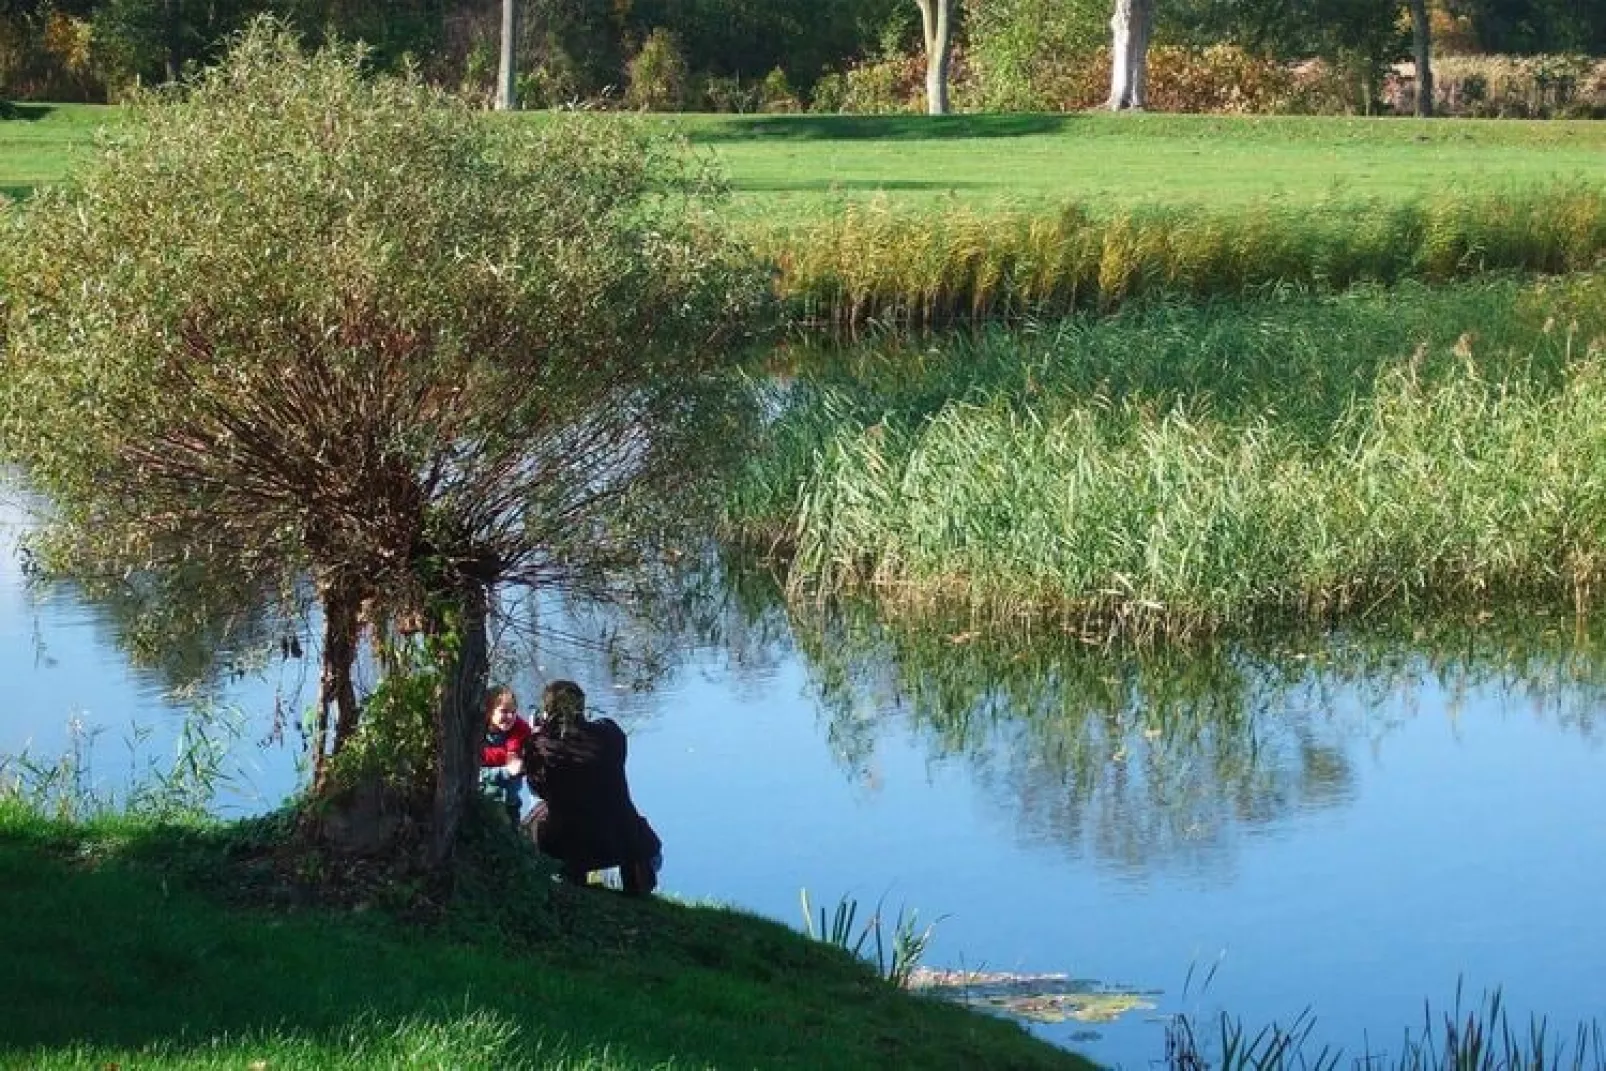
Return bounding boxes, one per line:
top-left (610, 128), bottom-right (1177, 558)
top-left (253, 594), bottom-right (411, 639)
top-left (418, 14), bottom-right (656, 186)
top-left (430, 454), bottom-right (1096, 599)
top-left (489, 696), bottom-right (518, 731)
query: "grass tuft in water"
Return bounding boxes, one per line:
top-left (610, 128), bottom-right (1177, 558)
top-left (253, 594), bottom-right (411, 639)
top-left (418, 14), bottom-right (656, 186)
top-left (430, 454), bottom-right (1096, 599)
top-left (1164, 985), bottom-right (1606, 1071)
top-left (727, 274), bottom-right (1606, 639)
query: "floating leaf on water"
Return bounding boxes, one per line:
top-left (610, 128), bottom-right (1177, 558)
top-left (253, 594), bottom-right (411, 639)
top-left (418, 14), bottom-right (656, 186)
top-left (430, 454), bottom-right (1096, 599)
top-left (908, 969), bottom-right (1157, 1025)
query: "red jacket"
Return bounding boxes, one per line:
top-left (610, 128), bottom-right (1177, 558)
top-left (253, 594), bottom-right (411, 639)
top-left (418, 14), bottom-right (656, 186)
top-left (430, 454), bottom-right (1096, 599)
top-left (481, 715), bottom-right (533, 768)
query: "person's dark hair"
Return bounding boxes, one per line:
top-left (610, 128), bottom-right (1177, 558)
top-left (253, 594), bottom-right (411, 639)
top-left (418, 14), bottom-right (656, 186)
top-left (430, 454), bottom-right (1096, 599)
top-left (542, 679), bottom-right (587, 738)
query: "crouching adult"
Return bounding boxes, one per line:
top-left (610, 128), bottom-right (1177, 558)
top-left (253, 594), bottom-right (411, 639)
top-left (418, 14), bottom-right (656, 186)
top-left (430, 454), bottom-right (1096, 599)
top-left (522, 679), bottom-right (662, 895)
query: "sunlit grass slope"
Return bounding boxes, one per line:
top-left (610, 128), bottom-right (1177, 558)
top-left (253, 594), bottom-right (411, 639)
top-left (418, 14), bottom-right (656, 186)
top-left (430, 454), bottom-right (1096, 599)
top-left (0, 802), bottom-right (1087, 1071)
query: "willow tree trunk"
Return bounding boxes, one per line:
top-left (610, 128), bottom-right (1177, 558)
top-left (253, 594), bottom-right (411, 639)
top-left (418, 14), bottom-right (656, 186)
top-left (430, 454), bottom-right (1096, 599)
top-left (425, 581), bottom-right (491, 869)
top-left (915, 0), bottom-right (952, 116)
top-left (496, 0), bottom-right (519, 110)
top-left (312, 572), bottom-right (363, 792)
top-left (1107, 0), bottom-right (1155, 111)
top-left (1408, 0), bottom-right (1434, 117)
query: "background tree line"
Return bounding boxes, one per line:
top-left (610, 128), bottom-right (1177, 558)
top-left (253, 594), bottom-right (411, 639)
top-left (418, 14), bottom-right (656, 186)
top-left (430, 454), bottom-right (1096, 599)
top-left (2, 0), bottom-right (1603, 111)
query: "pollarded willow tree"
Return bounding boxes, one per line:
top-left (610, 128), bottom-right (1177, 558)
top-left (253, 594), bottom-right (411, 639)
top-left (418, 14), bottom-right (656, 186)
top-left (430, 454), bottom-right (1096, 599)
top-left (0, 19), bottom-right (768, 867)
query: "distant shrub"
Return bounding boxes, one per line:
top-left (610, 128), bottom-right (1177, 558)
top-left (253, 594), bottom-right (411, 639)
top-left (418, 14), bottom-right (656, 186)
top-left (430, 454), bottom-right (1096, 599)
top-left (961, 0), bottom-right (1105, 111)
top-left (1147, 45), bottom-right (1295, 113)
top-left (518, 40), bottom-right (586, 110)
top-left (760, 67), bottom-right (801, 113)
top-left (1279, 58), bottom-right (1365, 115)
top-left (702, 74), bottom-right (759, 113)
top-left (809, 71), bottom-right (848, 112)
top-left (459, 39), bottom-right (494, 104)
top-left (625, 27), bottom-right (687, 111)
top-left (1430, 54), bottom-right (1606, 118)
top-left (838, 52), bottom-right (923, 114)
top-left (966, 45), bottom-right (1295, 114)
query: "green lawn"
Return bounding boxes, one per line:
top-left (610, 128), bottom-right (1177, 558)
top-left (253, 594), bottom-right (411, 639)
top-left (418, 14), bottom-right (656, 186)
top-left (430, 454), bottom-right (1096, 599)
top-left (664, 112), bottom-right (1606, 219)
top-left (0, 804), bottom-right (1089, 1070)
top-left (0, 102), bottom-right (116, 201)
top-left (7, 104), bottom-right (1605, 218)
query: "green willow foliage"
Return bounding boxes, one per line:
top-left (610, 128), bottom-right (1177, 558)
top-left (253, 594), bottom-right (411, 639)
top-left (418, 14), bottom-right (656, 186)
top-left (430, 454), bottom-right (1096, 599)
top-left (0, 21), bottom-right (768, 817)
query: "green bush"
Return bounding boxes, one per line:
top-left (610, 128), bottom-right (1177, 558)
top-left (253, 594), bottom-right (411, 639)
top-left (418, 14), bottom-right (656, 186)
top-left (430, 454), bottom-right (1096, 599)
top-left (961, 0), bottom-right (1105, 111)
top-left (1431, 54), bottom-right (1606, 118)
top-left (760, 66), bottom-right (801, 112)
top-left (809, 70), bottom-right (849, 112)
top-left (837, 52), bottom-right (923, 114)
top-left (626, 27), bottom-right (689, 111)
top-left (702, 73), bottom-right (759, 113)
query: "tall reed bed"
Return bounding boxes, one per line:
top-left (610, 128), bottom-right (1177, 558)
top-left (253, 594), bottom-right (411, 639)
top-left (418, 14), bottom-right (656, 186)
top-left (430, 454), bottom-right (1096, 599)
top-left (727, 276), bottom-right (1606, 639)
top-left (756, 185), bottom-right (1606, 331)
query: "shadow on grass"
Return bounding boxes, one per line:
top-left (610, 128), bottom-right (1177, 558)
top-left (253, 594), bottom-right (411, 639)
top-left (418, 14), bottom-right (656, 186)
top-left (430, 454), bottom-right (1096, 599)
top-left (692, 113), bottom-right (1082, 143)
top-left (0, 816), bottom-right (1085, 1070)
top-left (0, 102), bottom-right (56, 121)
top-left (734, 177), bottom-right (992, 194)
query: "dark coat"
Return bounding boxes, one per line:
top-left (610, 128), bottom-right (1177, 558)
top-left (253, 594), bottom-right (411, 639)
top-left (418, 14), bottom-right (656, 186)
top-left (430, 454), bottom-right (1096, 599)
top-left (523, 716), bottom-right (660, 872)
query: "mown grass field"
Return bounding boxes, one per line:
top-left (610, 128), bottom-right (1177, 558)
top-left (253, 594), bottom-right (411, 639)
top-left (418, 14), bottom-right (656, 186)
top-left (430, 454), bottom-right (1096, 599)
top-left (6, 103), bottom-right (1606, 217)
top-left (667, 112), bottom-right (1606, 220)
top-left (0, 802), bottom-right (1087, 1071)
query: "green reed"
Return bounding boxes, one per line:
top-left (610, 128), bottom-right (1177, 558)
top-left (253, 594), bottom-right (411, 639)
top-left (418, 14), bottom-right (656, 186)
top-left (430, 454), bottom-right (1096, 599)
top-left (799, 888), bottom-right (941, 989)
top-left (728, 275), bottom-right (1606, 638)
top-left (1165, 985), bottom-right (1606, 1071)
top-left (756, 185), bottom-right (1606, 331)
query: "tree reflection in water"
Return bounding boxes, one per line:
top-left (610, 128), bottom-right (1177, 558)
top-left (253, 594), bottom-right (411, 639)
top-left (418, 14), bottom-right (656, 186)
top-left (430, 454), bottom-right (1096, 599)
top-left (27, 529), bottom-right (1606, 878)
top-left (681, 557), bottom-right (1606, 877)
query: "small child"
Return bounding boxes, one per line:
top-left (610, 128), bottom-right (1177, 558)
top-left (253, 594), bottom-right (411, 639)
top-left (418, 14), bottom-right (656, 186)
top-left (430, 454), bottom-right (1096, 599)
top-left (480, 685), bottom-right (533, 825)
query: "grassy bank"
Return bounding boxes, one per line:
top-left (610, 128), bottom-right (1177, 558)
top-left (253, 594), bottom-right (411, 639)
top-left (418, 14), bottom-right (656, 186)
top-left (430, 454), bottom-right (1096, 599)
top-left (8, 108), bottom-right (1605, 325)
top-left (0, 800), bottom-right (1088, 1070)
top-left (727, 274), bottom-right (1606, 638)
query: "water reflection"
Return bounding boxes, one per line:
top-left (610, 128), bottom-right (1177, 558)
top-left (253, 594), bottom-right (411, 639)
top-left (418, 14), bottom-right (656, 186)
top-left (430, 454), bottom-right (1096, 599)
top-left (685, 562), bottom-right (1606, 881)
top-left (6, 523), bottom-right (1606, 1060)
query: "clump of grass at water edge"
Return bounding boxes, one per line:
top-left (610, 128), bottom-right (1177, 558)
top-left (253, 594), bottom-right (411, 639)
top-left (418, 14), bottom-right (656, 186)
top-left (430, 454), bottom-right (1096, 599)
top-left (757, 185), bottom-right (1606, 330)
top-left (1164, 985), bottom-right (1606, 1071)
top-left (726, 274), bottom-right (1606, 640)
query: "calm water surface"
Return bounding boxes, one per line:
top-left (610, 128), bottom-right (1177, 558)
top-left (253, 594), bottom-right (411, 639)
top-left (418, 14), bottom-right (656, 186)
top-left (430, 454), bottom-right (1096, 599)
top-left (4, 496), bottom-right (1603, 1067)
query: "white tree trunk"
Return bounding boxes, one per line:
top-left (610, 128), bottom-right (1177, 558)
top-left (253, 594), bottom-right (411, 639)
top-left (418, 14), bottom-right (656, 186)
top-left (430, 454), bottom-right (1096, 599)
top-left (916, 0), bottom-right (953, 116)
top-left (1107, 0), bottom-right (1154, 111)
top-left (496, 0), bottom-right (519, 111)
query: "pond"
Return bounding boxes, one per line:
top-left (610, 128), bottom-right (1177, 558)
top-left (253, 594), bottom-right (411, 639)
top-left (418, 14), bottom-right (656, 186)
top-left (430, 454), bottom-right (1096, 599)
top-left (4, 492), bottom-right (1604, 1067)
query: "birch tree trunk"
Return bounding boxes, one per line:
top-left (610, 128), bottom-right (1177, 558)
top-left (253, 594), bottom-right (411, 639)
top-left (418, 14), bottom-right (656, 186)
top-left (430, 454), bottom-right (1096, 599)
top-left (1107, 0), bottom-right (1155, 111)
top-left (1408, 0), bottom-right (1434, 117)
top-left (496, 0), bottom-right (519, 111)
top-left (915, 0), bottom-right (953, 116)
